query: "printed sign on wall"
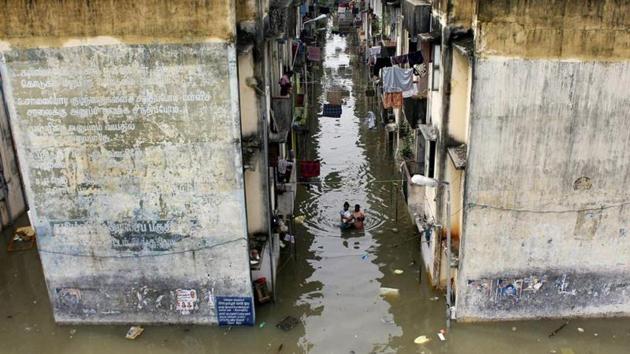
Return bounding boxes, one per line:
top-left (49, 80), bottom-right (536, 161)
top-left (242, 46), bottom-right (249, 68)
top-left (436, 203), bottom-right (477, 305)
top-left (215, 296), bottom-right (254, 326)
top-left (175, 289), bottom-right (199, 315)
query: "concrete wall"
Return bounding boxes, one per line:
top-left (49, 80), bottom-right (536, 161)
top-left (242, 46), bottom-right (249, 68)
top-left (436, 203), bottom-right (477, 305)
top-left (476, 0), bottom-right (630, 60)
top-left (445, 49), bottom-right (471, 240)
top-left (0, 41), bottom-right (252, 324)
top-left (0, 0), bottom-right (235, 46)
top-left (455, 0), bottom-right (630, 322)
top-left (458, 57), bottom-right (630, 321)
top-left (239, 50), bottom-right (269, 235)
top-left (0, 0), bottom-right (255, 324)
top-left (0, 84), bottom-right (26, 227)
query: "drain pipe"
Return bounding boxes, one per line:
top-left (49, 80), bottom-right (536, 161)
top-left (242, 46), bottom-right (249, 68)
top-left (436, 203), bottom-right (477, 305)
top-left (256, 0), bottom-right (276, 303)
top-left (439, 20), bottom-right (454, 329)
top-left (444, 182), bottom-right (452, 329)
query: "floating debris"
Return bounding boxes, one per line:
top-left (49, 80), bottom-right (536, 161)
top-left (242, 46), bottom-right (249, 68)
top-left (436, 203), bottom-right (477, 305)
top-left (8, 226), bottom-right (36, 252)
top-left (125, 326), bottom-right (144, 339)
top-left (259, 322), bottom-right (266, 328)
top-left (577, 328), bottom-right (585, 333)
top-left (414, 335), bottom-right (430, 344)
top-left (437, 332), bottom-right (446, 341)
top-left (379, 287), bottom-right (399, 297)
top-left (512, 327), bottom-right (517, 332)
top-left (276, 316), bottom-right (300, 331)
top-left (393, 269), bottom-right (404, 275)
top-left (549, 322), bottom-right (568, 337)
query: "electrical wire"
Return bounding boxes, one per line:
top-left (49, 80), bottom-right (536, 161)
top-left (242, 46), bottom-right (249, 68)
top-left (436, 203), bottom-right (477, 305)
top-left (466, 200), bottom-right (630, 214)
top-left (36, 237), bottom-right (246, 259)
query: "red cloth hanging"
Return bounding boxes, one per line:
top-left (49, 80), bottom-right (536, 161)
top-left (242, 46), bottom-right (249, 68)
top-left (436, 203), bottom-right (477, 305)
top-left (299, 160), bottom-right (321, 178)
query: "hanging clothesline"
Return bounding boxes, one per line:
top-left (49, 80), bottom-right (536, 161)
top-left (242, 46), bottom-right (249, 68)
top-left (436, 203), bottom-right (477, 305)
top-left (368, 47), bottom-right (424, 63)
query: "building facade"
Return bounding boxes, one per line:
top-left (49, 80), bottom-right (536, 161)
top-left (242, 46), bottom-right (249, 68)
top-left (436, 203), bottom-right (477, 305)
top-left (369, 0), bottom-right (630, 321)
top-left (0, 0), bottom-right (316, 324)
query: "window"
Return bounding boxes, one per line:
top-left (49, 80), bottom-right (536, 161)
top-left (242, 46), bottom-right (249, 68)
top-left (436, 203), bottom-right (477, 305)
top-left (417, 125), bottom-right (438, 178)
top-left (417, 133), bottom-right (426, 175)
top-left (427, 140), bottom-right (436, 178)
top-left (431, 44), bottom-right (441, 91)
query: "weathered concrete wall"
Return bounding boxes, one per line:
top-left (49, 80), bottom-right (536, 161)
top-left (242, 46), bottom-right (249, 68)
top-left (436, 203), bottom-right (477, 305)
top-left (0, 0), bottom-right (235, 47)
top-left (432, 0), bottom-right (475, 28)
top-left (0, 41), bottom-right (253, 324)
top-left (476, 0), bottom-right (630, 60)
top-left (0, 82), bottom-right (26, 226)
top-left (237, 0), bottom-right (258, 22)
top-left (239, 50), bottom-right (268, 235)
top-left (458, 57), bottom-right (630, 320)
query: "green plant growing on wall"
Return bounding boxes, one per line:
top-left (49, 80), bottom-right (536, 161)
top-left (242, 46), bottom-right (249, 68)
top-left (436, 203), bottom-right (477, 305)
top-left (371, 19), bottom-right (380, 36)
top-left (399, 118), bottom-right (414, 160)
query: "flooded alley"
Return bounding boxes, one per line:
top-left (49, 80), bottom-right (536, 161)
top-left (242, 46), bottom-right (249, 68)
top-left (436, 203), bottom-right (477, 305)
top-left (1, 24), bottom-right (630, 354)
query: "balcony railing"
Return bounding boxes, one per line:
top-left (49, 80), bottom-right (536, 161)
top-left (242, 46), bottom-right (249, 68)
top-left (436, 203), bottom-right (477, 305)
top-left (271, 96), bottom-right (293, 136)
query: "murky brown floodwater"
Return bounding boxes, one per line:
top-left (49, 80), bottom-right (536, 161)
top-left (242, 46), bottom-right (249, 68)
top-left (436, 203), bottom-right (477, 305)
top-left (1, 28), bottom-right (630, 354)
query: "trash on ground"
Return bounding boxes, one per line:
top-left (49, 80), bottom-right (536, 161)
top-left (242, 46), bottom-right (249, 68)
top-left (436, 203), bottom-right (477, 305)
top-left (549, 322), bottom-right (568, 337)
top-left (15, 226), bottom-right (36, 239)
top-left (577, 327), bottom-right (584, 333)
top-left (276, 316), bottom-right (299, 331)
top-left (381, 317), bottom-right (394, 325)
top-left (8, 226), bottom-right (37, 252)
top-left (125, 326), bottom-right (144, 339)
top-left (393, 269), bottom-right (404, 275)
top-left (437, 332), bottom-right (446, 341)
top-left (379, 287), bottom-right (399, 297)
top-left (414, 335), bottom-right (430, 344)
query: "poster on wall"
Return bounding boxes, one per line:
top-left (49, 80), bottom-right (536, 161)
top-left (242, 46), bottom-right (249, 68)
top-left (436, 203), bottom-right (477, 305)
top-left (215, 296), bottom-right (254, 326)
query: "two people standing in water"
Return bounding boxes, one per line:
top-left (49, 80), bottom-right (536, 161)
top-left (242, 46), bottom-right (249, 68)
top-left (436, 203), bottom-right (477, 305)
top-left (340, 201), bottom-right (366, 230)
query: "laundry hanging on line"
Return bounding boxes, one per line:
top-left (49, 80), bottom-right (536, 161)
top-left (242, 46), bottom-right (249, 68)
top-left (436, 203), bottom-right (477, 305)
top-left (368, 46), bottom-right (382, 66)
top-left (382, 92), bottom-right (403, 109)
top-left (307, 46), bottom-right (321, 62)
top-left (299, 160), bottom-right (321, 178)
top-left (370, 50), bottom-right (424, 75)
top-left (368, 46), bottom-right (382, 57)
top-left (391, 54), bottom-right (408, 65)
top-left (403, 83), bottom-right (418, 98)
top-left (327, 91), bottom-right (343, 105)
top-left (408, 51), bottom-right (424, 66)
top-left (322, 104), bottom-right (342, 118)
top-left (373, 57), bottom-right (392, 76)
top-left (382, 67), bottom-right (415, 93)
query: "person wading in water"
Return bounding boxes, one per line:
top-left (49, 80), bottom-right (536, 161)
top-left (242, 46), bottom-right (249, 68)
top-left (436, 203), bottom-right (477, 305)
top-left (352, 204), bottom-right (366, 229)
top-left (340, 202), bottom-right (353, 229)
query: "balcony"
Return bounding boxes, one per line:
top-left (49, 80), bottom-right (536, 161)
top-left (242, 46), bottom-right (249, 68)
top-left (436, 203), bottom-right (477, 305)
top-left (402, 0), bottom-right (432, 37)
top-left (271, 96), bottom-right (293, 137)
top-left (267, 0), bottom-right (292, 38)
top-left (276, 160), bottom-right (297, 217)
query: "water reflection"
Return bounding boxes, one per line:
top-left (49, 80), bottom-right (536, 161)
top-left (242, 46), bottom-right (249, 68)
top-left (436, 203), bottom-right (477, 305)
top-left (296, 33), bottom-right (402, 354)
